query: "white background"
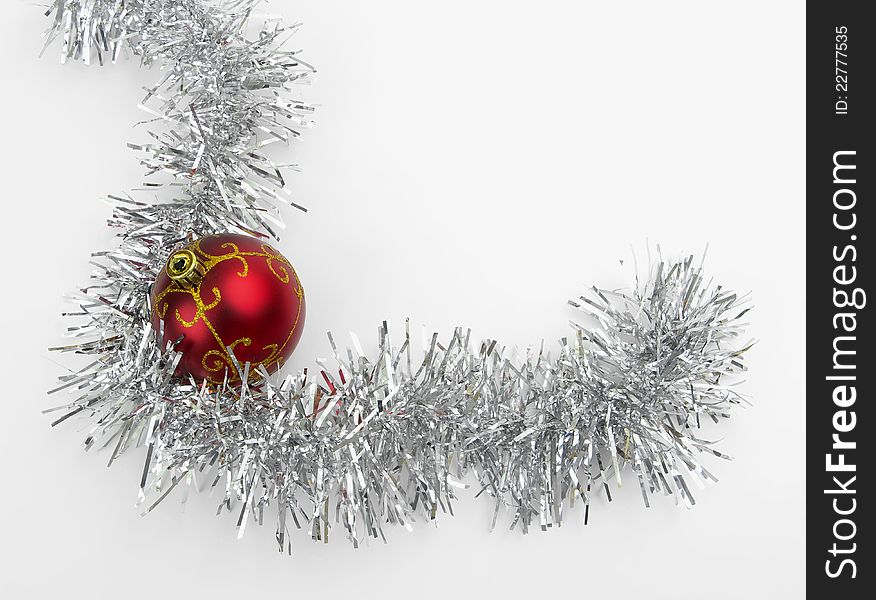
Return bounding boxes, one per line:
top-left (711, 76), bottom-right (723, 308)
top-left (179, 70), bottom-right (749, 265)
top-left (1, 1), bottom-right (804, 598)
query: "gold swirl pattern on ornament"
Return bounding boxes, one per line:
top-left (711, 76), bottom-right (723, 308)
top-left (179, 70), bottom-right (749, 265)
top-left (202, 337), bottom-right (251, 374)
top-left (260, 244), bottom-right (290, 283)
top-left (152, 240), bottom-right (305, 382)
top-left (194, 240), bottom-right (248, 277)
top-left (202, 349), bottom-right (232, 374)
top-left (170, 286), bottom-right (222, 328)
top-left (260, 343), bottom-right (281, 366)
top-left (201, 338), bottom-right (284, 378)
top-left (154, 286), bottom-right (194, 318)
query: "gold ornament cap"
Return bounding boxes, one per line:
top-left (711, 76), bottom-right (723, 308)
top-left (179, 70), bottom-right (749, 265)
top-left (165, 248), bottom-right (205, 289)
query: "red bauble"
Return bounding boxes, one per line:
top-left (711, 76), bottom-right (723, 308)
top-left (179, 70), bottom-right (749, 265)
top-left (150, 233), bottom-right (305, 382)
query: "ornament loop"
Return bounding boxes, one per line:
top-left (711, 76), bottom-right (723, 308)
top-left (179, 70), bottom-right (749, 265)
top-left (165, 249), bottom-right (204, 289)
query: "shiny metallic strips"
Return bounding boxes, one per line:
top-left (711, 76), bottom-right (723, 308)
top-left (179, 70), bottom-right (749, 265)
top-left (42, 1), bottom-right (753, 552)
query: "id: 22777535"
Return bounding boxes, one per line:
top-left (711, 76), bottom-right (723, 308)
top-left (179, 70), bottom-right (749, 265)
top-left (835, 26), bottom-right (848, 115)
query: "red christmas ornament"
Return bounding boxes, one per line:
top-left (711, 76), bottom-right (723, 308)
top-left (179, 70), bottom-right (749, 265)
top-left (150, 233), bottom-right (305, 382)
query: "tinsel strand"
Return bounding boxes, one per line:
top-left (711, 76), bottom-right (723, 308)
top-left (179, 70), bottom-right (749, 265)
top-left (42, 0), bottom-right (753, 552)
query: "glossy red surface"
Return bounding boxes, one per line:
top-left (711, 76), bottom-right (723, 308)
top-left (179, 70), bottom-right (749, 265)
top-left (150, 233), bottom-right (305, 382)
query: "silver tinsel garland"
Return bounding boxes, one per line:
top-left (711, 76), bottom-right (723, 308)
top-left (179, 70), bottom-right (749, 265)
top-left (43, 0), bottom-right (752, 552)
